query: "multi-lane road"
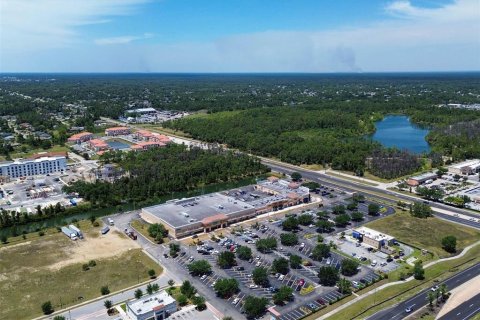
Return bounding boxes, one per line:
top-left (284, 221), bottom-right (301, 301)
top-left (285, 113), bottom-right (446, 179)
top-left (439, 293), bottom-right (480, 320)
top-left (263, 160), bottom-right (480, 229)
top-left (366, 262), bottom-right (480, 320)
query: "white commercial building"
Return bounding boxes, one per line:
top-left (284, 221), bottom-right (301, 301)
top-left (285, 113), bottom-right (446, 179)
top-left (0, 156), bottom-right (67, 178)
top-left (449, 159), bottom-right (480, 175)
top-left (126, 291), bottom-right (177, 320)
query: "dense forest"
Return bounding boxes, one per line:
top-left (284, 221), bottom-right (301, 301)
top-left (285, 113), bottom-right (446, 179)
top-left (64, 144), bottom-right (268, 207)
top-left (2, 73), bottom-right (480, 177)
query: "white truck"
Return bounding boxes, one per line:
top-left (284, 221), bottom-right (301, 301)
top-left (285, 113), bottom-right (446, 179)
top-left (108, 218), bottom-right (114, 226)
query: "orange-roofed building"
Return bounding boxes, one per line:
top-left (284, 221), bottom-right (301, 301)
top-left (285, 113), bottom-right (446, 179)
top-left (67, 132), bottom-right (93, 144)
top-left (105, 126), bottom-right (131, 136)
top-left (131, 141), bottom-right (165, 151)
top-left (134, 129), bottom-right (154, 141)
top-left (88, 139), bottom-right (109, 151)
top-left (151, 133), bottom-right (171, 144)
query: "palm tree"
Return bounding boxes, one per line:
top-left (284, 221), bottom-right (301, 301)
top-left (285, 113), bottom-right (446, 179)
top-left (440, 283), bottom-right (448, 301)
top-left (427, 292), bottom-right (435, 310)
top-left (104, 300), bottom-right (113, 314)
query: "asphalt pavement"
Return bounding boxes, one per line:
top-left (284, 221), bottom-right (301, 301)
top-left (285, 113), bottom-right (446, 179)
top-left (264, 161), bottom-right (480, 229)
top-left (366, 262), bottom-right (480, 320)
top-left (439, 293), bottom-right (480, 320)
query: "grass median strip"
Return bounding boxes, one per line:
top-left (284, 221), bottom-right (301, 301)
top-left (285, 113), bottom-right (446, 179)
top-left (327, 243), bottom-right (480, 320)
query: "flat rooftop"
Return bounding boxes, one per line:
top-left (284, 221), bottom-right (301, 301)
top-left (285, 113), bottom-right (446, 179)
top-left (143, 193), bottom-right (254, 229)
top-left (0, 156), bottom-right (65, 166)
top-left (450, 159), bottom-right (480, 169)
top-left (409, 172), bottom-right (437, 180)
top-left (355, 226), bottom-right (394, 242)
top-left (127, 291), bottom-right (175, 316)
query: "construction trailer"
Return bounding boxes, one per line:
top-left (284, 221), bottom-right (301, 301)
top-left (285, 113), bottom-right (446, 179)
top-left (61, 226), bottom-right (78, 240)
top-left (68, 224), bottom-right (83, 239)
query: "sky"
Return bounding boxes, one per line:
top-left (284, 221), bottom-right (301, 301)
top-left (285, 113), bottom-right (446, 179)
top-left (0, 0), bottom-right (479, 72)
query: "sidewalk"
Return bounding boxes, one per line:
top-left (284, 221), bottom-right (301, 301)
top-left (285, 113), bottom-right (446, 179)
top-left (317, 240), bottom-right (480, 319)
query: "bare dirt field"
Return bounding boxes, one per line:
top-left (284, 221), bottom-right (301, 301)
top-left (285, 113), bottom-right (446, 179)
top-left (0, 220), bottom-right (160, 320)
top-left (49, 229), bottom-right (140, 269)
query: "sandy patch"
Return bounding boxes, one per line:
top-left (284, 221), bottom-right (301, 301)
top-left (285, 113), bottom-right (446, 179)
top-left (48, 229), bottom-right (140, 270)
top-left (0, 240), bottom-right (32, 251)
top-left (436, 274), bottom-right (480, 319)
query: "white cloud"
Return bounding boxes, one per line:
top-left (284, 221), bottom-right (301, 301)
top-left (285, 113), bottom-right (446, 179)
top-left (94, 33), bottom-right (154, 45)
top-left (0, 0), bottom-right (151, 51)
top-left (1, 0), bottom-right (479, 72)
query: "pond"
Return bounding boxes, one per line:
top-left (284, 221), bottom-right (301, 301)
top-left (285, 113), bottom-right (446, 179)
top-left (106, 139), bottom-right (130, 150)
top-left (370, 115), bottom-right (430, 153)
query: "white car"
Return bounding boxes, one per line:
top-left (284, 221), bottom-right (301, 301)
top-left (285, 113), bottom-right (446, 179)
top-left (200, 275), bottom-right (207, 280)
top-left (249, 284), bottom-right (258, 289)
top-left (279, 275), bottom-right (285, 281)
top-left (256, 262), bottom-right (262, 267)
top-left (232, 298), bottom-right (239, 305)
top-left (210, 281), bottom-right (216, 287)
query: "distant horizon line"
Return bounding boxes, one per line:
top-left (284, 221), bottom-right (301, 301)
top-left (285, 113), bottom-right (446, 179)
top-left (1, 71), bottom-right (480, 75)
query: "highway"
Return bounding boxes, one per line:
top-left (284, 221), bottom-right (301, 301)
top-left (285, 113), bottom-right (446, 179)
top-left (366, 262), bottom-right (480, 320)
top-left (263, 160), bottom-right (480, 229)
top-left (439, 293), bottom-right (480, 320)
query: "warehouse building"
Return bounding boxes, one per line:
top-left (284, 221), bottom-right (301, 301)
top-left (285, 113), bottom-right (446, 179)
top-left (352, 226), bottom-right (396, 250)
top-left (141, 178), bottom-right (311, 239)
top-left (0, 156), bottom-right (66, 178)
top-left (449, 159), bottom-right (480, 175)
top-left (126, 290), bottom-right (177, 320)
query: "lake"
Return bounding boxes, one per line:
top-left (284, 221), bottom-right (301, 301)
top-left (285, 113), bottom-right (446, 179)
top-left (370, 115), bottom-right (430, 153)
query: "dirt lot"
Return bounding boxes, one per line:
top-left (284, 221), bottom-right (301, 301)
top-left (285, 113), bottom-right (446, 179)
top-left (49, 229), bottom-right (140, 269)
top-left (0, 220), bottom-right (160, 320)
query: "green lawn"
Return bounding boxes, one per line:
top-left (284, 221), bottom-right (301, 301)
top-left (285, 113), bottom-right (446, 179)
top-left (329, 243), bottom-right (480, 320)
top-left (0, 222), bottom-right (162, 320)
top-left (365, 211), bottom-right (480, 258)
top-left (10, 144), bottom-right (70, 159)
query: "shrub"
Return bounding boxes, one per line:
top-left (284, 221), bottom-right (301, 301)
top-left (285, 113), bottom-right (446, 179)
top-left (82, 264), bottom-right (89, 271)
top-left (88, 260), bottom-right (96, 267)
top-left (101, 285), bottom-right (110, 295)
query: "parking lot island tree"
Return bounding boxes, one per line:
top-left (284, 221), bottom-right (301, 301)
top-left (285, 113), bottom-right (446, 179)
top-left (318, 266), bottom-right (340, 286)
top-left (243, 296), bottom-right (269, 319)
top-left (271, 258), bottom-right (290, 275)
top-left (311, 243), bottom-right (331, 261)
top-left (368, 203), bottom-right (380, 216)
top-left (252, 267), bottom-right (270, 287)
top-left (214, 278), bottom-right (239, 299)
top-left (273, 286), bottom-right (294, 305)
top-left (340, 258), bottom-right (360, 276)
top-left (217, 251), bottom-right (236, 269)
top-left (236, 246), bottom-right (253, 260)
top-left (255, 237), bottom-right (277, 253)
top-left (187, 260), bottom-right (212, 276)
top-left (282, 216), bottom-right (299, 231)
top-left (289, 254), bottom-right (302, 269)
top-left (280, 233), bottom-right (299, 246)
top-left (297, 214), bottom-right (314, 226)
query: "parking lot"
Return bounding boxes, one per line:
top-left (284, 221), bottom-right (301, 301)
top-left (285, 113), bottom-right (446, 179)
top-left (163, 188), bottom-right (395, 319)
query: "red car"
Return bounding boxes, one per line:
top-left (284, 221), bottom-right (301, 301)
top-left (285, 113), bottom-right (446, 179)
top-left (297, 279), bottom-right (305, 287)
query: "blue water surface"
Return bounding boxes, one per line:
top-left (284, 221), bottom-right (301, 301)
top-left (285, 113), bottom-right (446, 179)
top-left (370, 115), bottom-right (430, 154)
